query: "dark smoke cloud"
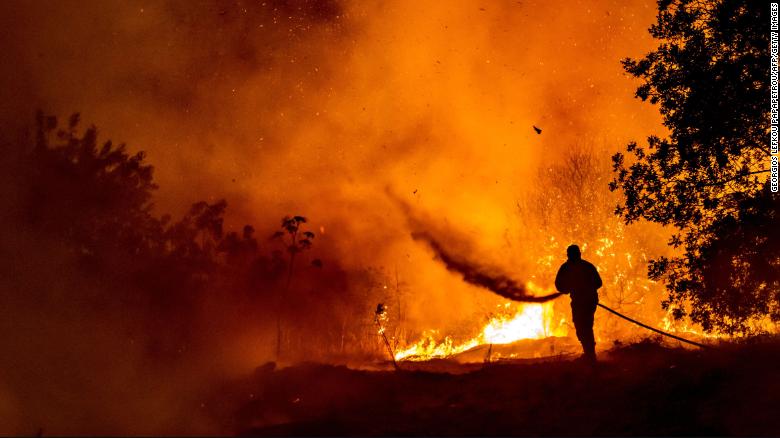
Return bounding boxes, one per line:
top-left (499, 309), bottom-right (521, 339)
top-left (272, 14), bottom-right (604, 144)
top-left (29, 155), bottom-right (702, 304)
top-left (389, 189), bottom-right (561, 303)
top-left (411, 231), bottom-right (562, 303)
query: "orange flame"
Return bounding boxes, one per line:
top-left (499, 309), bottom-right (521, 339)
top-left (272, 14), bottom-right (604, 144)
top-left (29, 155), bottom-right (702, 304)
top-left (395, 288), bottom-right (568, 361)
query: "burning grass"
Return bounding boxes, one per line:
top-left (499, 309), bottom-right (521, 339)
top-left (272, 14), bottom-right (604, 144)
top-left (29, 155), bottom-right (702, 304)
top-left (394, 301), bottom-right (568, 362)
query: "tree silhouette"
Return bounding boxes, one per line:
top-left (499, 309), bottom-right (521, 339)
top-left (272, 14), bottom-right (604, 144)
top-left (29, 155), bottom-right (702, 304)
top-left (217, 225), bottom-right (259, 264)
top-left (14, 112), bottom-right (275, 355)
top-left (25, 111), bottom-right (158, 259)
top-left (610, 0), bottom-right (777, 333)
top-left (6, 110), bottom-right (415, 365)
top-left (271, 215), bottom-right (316, 358)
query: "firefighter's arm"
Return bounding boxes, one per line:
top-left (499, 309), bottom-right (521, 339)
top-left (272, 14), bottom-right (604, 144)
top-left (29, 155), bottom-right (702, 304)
top-left (554, 265), bottom-right (570, 294)
top-left (592, 264), bottom-right (603, 289)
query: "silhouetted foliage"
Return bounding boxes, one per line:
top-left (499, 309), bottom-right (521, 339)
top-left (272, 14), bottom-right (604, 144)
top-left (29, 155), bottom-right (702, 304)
top-left (271, 215), bottom-right (316, 358)
top-left (10, 113), bottom-right (287, 355)
top-left (610, 0), bottom-right (778, 333)
top-left (25, 111), bottom-right (158, 260)
top-left (218, 225), bottom-right (259, 264)
top-left (3, 111), bottom-right (405, 365)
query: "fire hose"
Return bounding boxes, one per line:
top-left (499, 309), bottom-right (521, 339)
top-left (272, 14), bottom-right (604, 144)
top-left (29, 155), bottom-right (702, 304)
top-left (596, 303), bottom-right (710, 349)
top-left (404, 226), bottom-right (712, 350)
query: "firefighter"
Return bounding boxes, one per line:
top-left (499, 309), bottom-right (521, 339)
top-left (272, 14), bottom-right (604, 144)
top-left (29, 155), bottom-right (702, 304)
top-left (554, 244), bottom-right (602, 362)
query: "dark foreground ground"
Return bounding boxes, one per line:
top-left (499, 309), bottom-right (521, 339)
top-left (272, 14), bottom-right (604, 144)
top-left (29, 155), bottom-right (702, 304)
top-left (210, 339), bottom-right (780, 436)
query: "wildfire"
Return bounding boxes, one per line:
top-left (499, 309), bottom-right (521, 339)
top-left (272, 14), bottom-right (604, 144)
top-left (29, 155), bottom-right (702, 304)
top-left (390, 225), bottom-right (753, 363)
top-left (395, 299), bottom-right (568, 362)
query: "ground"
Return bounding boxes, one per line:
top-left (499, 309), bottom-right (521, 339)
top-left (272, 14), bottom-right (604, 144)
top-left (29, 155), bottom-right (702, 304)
top-left (209, 338), bottom-right (780, 436)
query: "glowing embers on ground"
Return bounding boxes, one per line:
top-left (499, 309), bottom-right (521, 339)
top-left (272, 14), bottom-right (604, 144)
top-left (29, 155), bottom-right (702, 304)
top-left (395, 301), bottom-right (568, 362)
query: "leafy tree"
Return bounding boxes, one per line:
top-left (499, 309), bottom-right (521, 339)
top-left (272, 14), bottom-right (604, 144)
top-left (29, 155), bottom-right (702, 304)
top-left (272, 215), bottom-right (316, 289)
top-left (9, 111), bottom-right (390, 362)
top-left (24, 112), bottom-right (159, 259)
top-left (218, 225), bottom-right (259, 264)
top-left (610, 0), bottom-right (778, 333)
top-left (270, 215), bottom-right (316, 358)
top-left (13, 113), bottom-right (263, 354)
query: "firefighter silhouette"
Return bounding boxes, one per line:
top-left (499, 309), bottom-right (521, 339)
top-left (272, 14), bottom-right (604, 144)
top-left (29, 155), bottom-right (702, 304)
top-left (555, 244), bottom-right (602, 362)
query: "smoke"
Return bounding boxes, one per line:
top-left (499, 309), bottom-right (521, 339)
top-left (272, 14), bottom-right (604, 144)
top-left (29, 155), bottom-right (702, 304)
top-left (390, 188), bottom-right (560, 303)
top-left (411, 231), bottom-right (562, 303)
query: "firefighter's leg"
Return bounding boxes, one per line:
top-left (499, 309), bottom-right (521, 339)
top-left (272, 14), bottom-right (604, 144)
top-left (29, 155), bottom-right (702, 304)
top-left (582, 303), bottom-right (597, 361)
top-left (572, 302), bottom-right (597, 361)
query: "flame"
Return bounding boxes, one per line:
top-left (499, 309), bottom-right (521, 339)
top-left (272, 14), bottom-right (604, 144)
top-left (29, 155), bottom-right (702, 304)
top-left (659, 311), bottom-right (718, 339)
top-left (395, 297), bottom-right (567, 362)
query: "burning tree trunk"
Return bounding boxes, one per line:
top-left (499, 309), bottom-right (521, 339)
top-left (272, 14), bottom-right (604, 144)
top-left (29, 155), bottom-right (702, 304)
top-left (374, 303), bottom-right (399, 370)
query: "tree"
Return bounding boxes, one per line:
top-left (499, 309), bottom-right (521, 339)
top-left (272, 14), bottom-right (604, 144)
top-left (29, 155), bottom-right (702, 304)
top-left (610, 0), bottom-right (778, 334)
top-left (13, 112), bottom-right (271, 355)
top-left (10, 111), bottom-right (392, 363)
top-left (270, 215), bottom-right (315, 358)
top-left (24, 112), bottom-right (159, 259)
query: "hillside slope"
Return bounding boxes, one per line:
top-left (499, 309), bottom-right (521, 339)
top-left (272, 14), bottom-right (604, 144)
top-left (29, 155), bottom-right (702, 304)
top-left (215, 339), bottom-right (780, 436)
